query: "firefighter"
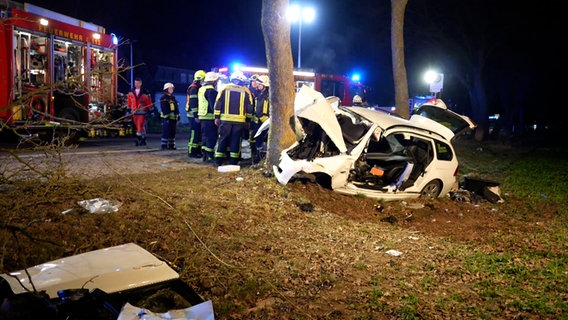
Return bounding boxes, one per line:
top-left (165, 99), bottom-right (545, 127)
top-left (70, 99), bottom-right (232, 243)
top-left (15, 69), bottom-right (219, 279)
top-left (214, 71), bottom-right (253, 166)
top-left (248, 74), bottom-right (261, 98)
top-left (243, 74), bottom-right (260, 144)
top-left (127, 78), bottom-right (153, 146)
top-left (186, 70), bottom-right (206, 158)
top-left (353, 95), bottom-right (363, 107)
top-left (250, 75), bottom-right (270, 164)
top-left (197, 72), bottom-right (219, 162)
top-left (159, 82), bottom-right (179, 150)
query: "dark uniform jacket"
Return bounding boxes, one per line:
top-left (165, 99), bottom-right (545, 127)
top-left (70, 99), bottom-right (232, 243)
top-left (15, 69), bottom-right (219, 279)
top-left (160, 93), bottom-right (179, 120)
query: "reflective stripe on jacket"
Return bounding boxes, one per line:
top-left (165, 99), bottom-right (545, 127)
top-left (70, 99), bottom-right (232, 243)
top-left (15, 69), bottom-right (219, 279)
top-left (197, 84), bottom-right (217, 120)
top-left (253, 89), bottom-right (269, 124)
top-left (185, 81), bottom-right (200, 117)
top-left (214, 84), bottom-right (253, 123)
top-left (127, 88), bottom-right (153, 115)
top-left (160, 93), bottom-right (179, 120)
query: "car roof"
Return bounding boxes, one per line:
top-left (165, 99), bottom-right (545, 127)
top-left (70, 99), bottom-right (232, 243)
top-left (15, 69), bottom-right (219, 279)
top-left (412, 104), bottom-right (476, 136)
top-left (344, 107), bottom-right (452, 139)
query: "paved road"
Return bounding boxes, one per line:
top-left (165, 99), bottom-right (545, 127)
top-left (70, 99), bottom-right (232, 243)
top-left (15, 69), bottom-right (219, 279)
top-left (0, 133), bottom-right (191, 155)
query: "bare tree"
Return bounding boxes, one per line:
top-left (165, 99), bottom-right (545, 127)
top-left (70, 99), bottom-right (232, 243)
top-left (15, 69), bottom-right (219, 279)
top-left (391, 0), bottom-right (410, 119)
top-left (405, 1), bottom-right (524, 141)
top-left (261, 0), bottom-right (296, 168)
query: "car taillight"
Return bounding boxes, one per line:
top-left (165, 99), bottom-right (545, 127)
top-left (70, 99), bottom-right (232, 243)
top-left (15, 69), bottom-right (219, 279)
top-left (453, 165), bottom-right (459, 177)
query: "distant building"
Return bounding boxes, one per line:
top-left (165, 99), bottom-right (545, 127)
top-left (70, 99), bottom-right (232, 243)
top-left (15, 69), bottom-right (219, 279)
top-left (151, 65), bottom-right (196, 124)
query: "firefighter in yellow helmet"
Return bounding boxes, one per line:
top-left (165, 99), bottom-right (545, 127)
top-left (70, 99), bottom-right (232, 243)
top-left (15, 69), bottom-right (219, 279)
top-left (159, 82), bottom-right (179, 150)
top-left (185, 70), bottom-right (206, 158)
top-left (197, 72), bottom-right (220, 162)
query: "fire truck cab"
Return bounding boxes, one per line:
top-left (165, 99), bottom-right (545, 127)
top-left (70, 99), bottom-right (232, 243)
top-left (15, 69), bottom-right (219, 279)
top-left (214, 65), bottom-right (367, 106)
top-left (0, 1), bottom-right (125, 142)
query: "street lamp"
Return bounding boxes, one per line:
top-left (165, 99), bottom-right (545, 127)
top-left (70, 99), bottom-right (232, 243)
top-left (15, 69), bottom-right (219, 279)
top-left (423, 70), bottom-right (444, 98)
top-left (287, 5), bottom-right (315, 69)
top-left (129, 39), bottom-right (137, 86)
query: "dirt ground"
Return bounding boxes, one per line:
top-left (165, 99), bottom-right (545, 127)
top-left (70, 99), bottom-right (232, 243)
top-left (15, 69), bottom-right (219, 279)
top-left (1, 139), bottom-right (561, 319)
top-left (52, 145), bottom-right (513, 243)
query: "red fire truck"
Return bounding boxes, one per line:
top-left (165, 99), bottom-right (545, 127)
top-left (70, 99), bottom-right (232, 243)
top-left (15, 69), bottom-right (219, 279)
top-left (0, 1), bottom-right (128, 142)
top-left (214, 65), bottom-right (367, 106)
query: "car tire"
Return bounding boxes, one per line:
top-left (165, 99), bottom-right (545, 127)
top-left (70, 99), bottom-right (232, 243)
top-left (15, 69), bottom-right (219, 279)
top-left (420, 180), bottom-right (441, 199)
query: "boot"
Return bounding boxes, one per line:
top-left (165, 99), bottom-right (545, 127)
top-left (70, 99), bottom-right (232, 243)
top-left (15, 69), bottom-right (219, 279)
top-left (135, 136), bottom-right (141, 146)
top-left (140, 136), bottom-right (147, 146)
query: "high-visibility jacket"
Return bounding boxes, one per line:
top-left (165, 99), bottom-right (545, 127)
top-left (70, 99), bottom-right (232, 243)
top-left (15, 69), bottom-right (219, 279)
top-left (127, 87), bottom-right (153, 115)
top-left (253, 89), bottom-right (269, 124)
top-left (185, 81), bottom-right (201, 118)
top-left (214, 84), bottom-right (253, 123)
top-left (197, 84), bottom-right (217, 120)
top-left (160, 93), bottom-right (179, 120)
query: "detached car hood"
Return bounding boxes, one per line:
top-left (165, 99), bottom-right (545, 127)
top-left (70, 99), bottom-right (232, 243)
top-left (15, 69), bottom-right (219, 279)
top-left (0, 243), bottom-right (179, 299)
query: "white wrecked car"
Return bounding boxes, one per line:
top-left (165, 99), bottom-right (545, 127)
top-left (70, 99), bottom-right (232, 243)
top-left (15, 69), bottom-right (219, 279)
top-left (273, 86), bottom-right (476, 201)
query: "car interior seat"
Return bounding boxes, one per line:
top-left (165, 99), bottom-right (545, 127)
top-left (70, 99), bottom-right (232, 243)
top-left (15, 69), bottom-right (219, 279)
top-left (400, 144), bottom-right (429, 190)
top-left (337, 114), bottom-right (368, 145)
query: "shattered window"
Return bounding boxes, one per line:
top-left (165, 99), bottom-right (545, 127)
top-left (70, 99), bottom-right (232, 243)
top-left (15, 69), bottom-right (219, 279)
top-left (435, 140), bottom-right (453, 161)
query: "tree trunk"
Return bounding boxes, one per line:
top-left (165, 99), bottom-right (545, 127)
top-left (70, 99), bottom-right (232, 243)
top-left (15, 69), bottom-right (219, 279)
top-left (391, 0), bottom-right (410, 119)
top-left (261, 0), bottom-right (296, 168)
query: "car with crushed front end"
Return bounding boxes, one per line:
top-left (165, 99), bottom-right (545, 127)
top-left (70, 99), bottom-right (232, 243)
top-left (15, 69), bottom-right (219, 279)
top-left (272, 86), bottom-right (476, 201)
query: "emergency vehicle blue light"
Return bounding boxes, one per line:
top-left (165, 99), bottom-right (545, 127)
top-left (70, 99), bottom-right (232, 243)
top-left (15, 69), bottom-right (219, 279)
top-left (111, 33), bottom-right (118, 45)
top-left (231, 63), bottom-right (242, 72)
top-left (351, 73), bottom-right (361, 82)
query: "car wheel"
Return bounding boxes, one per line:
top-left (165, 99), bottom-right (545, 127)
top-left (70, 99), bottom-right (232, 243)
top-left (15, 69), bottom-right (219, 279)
top-left (420, 180), bottom-right (441, 199)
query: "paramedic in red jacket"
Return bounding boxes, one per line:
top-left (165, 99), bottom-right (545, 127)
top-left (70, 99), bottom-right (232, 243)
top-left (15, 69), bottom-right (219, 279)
top-left (127, 78), bottom-right (154, 146)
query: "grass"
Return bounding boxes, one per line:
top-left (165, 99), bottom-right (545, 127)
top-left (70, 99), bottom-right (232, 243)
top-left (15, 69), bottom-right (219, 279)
top-left (0, 138), bottom-right (567, 319)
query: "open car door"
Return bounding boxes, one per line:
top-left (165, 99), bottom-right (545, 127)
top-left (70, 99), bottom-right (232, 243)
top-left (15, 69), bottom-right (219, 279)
top-left (413, 102), bottom-right (476, 137)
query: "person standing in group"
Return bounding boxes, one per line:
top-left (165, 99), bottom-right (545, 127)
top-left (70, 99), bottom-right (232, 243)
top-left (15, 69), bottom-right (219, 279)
top-left (250, 75), bottom-right (270, 164)
top-left (352, 95), bottom-right (363, 107)
top-left (248, 74), bottom-right (261, 99)
top-left (159, 82), bottom-right (179, 150)
top-left (197, 72), bottom-right (219, 163)
top-left (243, 74), bottom-right (261, 146)
top-left (214, 71), bottom-right (253, 166)
top-left (127, 77), bottom-right (153, 146)
top-left (186, 70), bottom-right (206, 158)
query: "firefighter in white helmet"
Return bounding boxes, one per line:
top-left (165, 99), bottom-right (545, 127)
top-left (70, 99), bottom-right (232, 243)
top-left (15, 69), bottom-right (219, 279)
top-left (250, 75), bottom-right (270, 164)
top-left (353, 95), bottom-right (363, 106)
top-left (214, 71), bottom-right (253, 166)
top-left (159, 82), bottom-right (179, 150)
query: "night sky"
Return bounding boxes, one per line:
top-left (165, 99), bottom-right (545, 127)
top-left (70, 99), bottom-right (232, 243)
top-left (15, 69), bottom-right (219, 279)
top-left (21, 0), bottom-right (565, 129)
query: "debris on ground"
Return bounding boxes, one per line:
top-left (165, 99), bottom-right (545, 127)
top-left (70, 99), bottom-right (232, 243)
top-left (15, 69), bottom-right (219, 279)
top-left (77, 198), bottom-right (120, 214)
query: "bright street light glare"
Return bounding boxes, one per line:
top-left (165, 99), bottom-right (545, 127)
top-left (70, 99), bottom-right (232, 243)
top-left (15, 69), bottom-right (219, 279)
top-left (287, 5), bottom-right (315, 23)
top-left (302, 7), bottom-right (316, 23)
top-left (424, 70), bottom-right (440, 84)
top-left (286, 5), bottom-right (301, 22)
top-left (287, 4), bottom-right (316, 69)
